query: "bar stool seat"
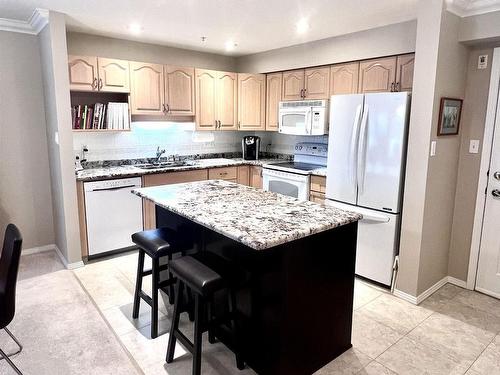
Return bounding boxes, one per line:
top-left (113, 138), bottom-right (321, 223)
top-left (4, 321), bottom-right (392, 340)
top-left (166, 252), bottom-right (244, 375)
top-left (132, 228), bottom-right (192, 339)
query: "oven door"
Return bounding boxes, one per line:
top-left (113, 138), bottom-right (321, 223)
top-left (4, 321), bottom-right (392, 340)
top-left (262, 168), bottom-right (310, 200)
top-left (278, 108), bottom-right (311, 135)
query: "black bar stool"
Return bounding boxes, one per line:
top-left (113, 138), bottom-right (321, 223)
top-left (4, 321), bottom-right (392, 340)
top-left (131, 227), bottom-right (191, 339)
top-left (166, 252), bottom-right (244, 375)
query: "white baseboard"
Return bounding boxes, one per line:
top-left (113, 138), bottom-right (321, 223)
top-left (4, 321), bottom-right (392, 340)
top-left (394, 276), bottom-right (467, 305)
top-left (22, 243), bottom-right (84, 270)
top-left (22, 244), bottom-right (56, 255)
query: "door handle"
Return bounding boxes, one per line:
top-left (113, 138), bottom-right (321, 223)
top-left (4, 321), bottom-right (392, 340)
top-left (349, 105), bottom-right (362, 190)
top-left (92, 77), bottom-right (98, 90)
top-left (357, 106), bottom-right (369, 194)
top-left (98, 78), bottom-right (103, 90)
top-left (492, 189), bottom-right (500, 198)
top-left (494, 171), bottom-right (500, 180)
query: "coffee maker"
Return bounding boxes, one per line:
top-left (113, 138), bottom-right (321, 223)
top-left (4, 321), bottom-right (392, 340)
top-left (242, 136), bottom-right (260, 160)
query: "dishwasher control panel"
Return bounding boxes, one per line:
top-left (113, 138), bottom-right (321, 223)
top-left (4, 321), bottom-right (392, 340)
top-left (84, 177), bottom-right (142, 192)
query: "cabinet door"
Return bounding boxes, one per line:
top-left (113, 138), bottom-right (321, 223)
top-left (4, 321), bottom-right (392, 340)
top-left (330, 62), bottom-right (359, 95)
top-left (165, 65), bottom-right (195, 115)
top-left (266, 73), bottom-right (282, 131)
top-left (130, 62), bottom-right (165, 115)
top-left (358, 57), bottom-right (397, 93)
top-left (68, 55), bottom-right (98, 91)
top-left (217, 71), bottom-right (238, 130)
top-left (195, 69), bottom-right (217, 130)
top-left (238, 73), bottom-right (266, 131)
top-left (249, 166), bottom-right (263, 189)
top-left (396, 54), bottom-right (415, 92)
top-left (209, 167), bottom-right (238, 180)
top-left (304, 67), bottom-right (330, 99)
top-left (282, 70), bottom-right (304, 101)
top-left (237, 166), bottom-right (250, 185)
top-left (97, 57), bottom-right (130, 93)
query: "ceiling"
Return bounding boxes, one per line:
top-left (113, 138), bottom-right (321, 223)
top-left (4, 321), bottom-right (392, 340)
top-left (0, 0), bottom-right (419, 56)
top-left (1, 0), bottom-right (499, 56)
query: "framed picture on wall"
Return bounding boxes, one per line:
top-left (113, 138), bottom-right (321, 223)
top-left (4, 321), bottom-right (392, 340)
top-left (437, 97), bottom-right (463, 136)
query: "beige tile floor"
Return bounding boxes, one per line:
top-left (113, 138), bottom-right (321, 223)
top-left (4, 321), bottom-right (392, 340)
top-left (5, 250), bottom-right (500, 374)
top-left (74, 250), bottom-right (500, 375)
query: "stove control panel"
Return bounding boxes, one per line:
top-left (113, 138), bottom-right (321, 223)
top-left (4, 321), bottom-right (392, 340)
top-left (294, 142), bottom-right (328, 158)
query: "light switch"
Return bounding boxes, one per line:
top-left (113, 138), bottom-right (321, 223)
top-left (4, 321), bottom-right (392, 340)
top-left (430, 141), bottom-right (436, 156)
top-left (469, 139), bottom-right (480, 154)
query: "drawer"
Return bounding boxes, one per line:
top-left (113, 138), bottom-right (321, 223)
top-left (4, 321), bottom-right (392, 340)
top-left (310, 175), bottom-right (326, 193)
top-left (209, 167), bottom-right (238, 180)
top-left (143, 169), bottom-right (208, 187)
top-left (310, 191), bottom-right (326, 204)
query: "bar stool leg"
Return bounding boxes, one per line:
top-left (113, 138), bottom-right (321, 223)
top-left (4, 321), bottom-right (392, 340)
top-left (229, 290), bottom-right (244, 370)
top-left (132, 250), bottom-right (145, 319)
top-left (207, 298), bottom-right (216, 344)
top-left (193, 294), bottom-right (204, 375)
top-left (168, 253), bottom-right (175, 305)
top-left (151, 258), bottom-right (160, 339)
top-left (166, 281), bottom-right (184, 363)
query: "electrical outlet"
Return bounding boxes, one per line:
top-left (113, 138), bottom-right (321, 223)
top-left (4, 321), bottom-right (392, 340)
top-left (469, 139), bottom-right (480, 154)
top-left (430, 141), bottom-right (436, 156)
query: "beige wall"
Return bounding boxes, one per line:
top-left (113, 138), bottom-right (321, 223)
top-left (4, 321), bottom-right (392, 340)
top-left (448, 48), bottom-right (495, 281)
top-left (417, 10), bottom-right (468, 294)
top-left (39, 12), bottom-right (82, 265)
top-left (0, 31), bottom-right (55, 249)
top-left (235, 21), bottom-right (416, 73)
top-left (66, 32), bottom-right (237, 71)
top-left (459, 10), bottom-right (500, 45)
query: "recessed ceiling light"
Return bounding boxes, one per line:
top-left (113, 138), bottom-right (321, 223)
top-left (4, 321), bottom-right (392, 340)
top-left (296, 18), bottom-right (309, 34)
top-left (128, 23), bottom-right (143, 35)
top-left (225, 40), bottom-right (238, 51)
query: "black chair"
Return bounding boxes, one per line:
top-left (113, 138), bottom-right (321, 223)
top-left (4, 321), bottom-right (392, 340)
top-left (131, 228), bottom-right (191, 339)
top-left (166, 252), bottom-right (244, 375)
top-left (0, 224), bottom-right (23, 375)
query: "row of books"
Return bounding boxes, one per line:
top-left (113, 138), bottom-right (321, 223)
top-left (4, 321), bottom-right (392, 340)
top-left (71, 102), bottom-right (130, 130)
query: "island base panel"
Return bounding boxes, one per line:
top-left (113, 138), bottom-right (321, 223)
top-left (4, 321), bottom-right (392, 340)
top-left (156, 206), bottom-right (357, 375)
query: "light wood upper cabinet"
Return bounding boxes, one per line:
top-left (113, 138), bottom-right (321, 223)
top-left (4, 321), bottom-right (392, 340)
top-left (238, 73), bottom-right (266, 131)
top-left (304, 67), bottom-right (330, 99)
top-left (130, 62), bottom-right (164, 115)
top-left (68, 55), bottom-right (98, 91)
top-left (216, 71), bottom-right (238, 130)
top-left (358, 57), bottom-right (397, 93)
top-left (330, 62), bottom-right (359, 95)
top-left (266, 73), bottom-right (282, 131)
top-left (97, 58), bottom-right (130, 93)
top-left (395, 54), bottom-right (415, 92)
top-left (195, 69), bottom-right (218, 130)
top-left (282, 70), bottom-right (305, 101)
top-left (165, 65), bottom-right (195, 115)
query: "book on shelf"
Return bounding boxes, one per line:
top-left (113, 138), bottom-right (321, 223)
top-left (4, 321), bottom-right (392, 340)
top-left (71, 102), bottom-right (129, 130)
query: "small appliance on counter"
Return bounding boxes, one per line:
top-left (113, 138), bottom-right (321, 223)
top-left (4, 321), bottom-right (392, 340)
top-left (242, 136), bottom-right (260, 160)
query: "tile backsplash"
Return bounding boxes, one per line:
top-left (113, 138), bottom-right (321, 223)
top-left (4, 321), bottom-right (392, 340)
top-left (72, 121), bottom-right (327, 161)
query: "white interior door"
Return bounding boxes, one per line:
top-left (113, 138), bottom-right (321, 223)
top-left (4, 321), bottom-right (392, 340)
top-left (476, 106), bottom-right (500, 299)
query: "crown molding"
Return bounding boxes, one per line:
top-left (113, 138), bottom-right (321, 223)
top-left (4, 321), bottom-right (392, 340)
top-left (446, 0), bottom-right (500, 17)
top-left (0, 8), bottom-right (48, 35)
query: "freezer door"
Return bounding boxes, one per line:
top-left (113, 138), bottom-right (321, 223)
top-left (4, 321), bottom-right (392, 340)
top-left (326, 94), bottom-right (364, 204)
top-left (325, 200), bottom-right (399, 286)
top-left (357, 92), bottom-right (410, 213)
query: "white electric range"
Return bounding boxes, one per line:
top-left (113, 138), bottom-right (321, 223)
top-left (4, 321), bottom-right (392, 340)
top-left (263, 143), bottom-right (328, 200)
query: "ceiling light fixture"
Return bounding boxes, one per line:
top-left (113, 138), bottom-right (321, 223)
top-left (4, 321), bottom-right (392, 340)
top-left (128, 23), bottom-right (143, 35)
top-left (225, 40), bottom-right (237, 52)
top-left (296, 18), bottom-right (309, 34)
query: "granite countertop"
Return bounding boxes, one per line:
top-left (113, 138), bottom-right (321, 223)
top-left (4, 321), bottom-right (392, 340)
top-left (76, 157), bottom-right (327, 181)
top-left (132, 180), bottom-right (361, 250)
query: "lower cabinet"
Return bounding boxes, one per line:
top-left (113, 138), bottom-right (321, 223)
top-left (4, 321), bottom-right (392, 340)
top-left (208, 166), bottom-right (238, 181)
top-left (237, 166), bottom-right (250, 186)
top-left (310, 175), bottom-right (326, 204)
top-left (249, 166), bottom-right (263, 189)
top-left (142, 169), bottom-right (208, 229)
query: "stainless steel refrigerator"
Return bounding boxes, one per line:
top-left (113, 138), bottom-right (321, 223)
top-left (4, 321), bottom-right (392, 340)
top-left (325, 92), bottom-right (411, 286)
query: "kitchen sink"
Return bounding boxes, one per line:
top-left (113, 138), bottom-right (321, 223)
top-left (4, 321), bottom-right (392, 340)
top-left (135, 161), bottom-right (189, 169)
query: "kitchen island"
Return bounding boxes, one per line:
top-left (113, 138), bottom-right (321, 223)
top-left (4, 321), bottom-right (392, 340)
top-left (133, 180), bottom-right (361, 375)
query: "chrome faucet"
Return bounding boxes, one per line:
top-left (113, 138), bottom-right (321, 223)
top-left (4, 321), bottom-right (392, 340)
top-left (155, 146), bottom-right (166, 163)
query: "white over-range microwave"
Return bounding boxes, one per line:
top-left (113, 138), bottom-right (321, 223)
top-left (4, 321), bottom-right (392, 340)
top-left (278, 100), bottom-right (329, 135)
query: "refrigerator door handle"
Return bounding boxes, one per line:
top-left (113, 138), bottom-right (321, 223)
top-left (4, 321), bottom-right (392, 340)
top-left (357, 106), bottom-right (369, 194)
top-left (362, 211), bottom-right (390, 223)
top-left (349, 105), bottom-right (363, 190)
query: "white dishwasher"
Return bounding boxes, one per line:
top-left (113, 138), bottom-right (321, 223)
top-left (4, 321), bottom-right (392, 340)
top-left (84, 177), bottom-right (143, 258)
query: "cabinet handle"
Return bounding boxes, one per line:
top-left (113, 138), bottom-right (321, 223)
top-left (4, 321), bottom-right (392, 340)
top-left (396, 82), bottom-right (401, 92)
top-left (390, 82), bottom-right (394, 92)
top-left (238, 121), bottom-right (241, 129)
top-left (92, 78), bottom-right (98, 90)
top-left (98, 78), bottom-right (103, 90)
top-left (166, 103), bottom-right (170, 113)
top-left (163, 104), bottom-right (167, 114)
top-left (218, 120), bottom-right (222, 129)
top-left (303, 88), bottom-right (307, 98)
